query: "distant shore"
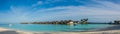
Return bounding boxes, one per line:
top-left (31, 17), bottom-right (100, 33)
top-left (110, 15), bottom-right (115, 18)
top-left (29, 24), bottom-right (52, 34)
top-left (0, 25), bottom-right (120, 34)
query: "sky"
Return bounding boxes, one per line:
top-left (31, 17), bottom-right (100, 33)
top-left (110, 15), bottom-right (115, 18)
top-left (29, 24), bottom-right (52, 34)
top-left (0, 0), bottom-right (120, 23)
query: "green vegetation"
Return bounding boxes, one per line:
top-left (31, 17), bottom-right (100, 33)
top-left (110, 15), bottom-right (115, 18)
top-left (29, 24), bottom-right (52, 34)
top-left (81, 18), bottom-right (88, 24)
top-left (21, 18), bottom-right (120, 25)
top-left (114, 20), bottom-right (120, 24)
top-left (21, 18), bottom-right (88, 25)
top-left (21, 22), bottom-right (29, 24)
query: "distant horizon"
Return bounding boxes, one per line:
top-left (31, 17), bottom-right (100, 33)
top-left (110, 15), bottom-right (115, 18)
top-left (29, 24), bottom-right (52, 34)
top-left (0, 19), bottom-right (115, 23)
top-left (0, 0), bottom-right (120, 23)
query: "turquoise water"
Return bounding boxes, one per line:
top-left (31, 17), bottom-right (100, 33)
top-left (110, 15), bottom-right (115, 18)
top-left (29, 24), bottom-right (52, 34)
top-left (0, 24), bottom-right (114, 32)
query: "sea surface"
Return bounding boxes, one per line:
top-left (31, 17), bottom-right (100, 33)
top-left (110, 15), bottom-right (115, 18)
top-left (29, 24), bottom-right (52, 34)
top-left (0, 24), bottom-right (114, 32)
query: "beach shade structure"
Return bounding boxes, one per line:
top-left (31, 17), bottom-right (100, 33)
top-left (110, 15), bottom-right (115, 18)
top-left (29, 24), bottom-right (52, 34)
top-left (67, 20), bottom-right (74, 25)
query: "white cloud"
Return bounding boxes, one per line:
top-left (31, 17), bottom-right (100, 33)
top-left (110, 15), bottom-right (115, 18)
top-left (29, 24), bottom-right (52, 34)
top-left (1, 0), bottom-right (120, 23)
top-left (0, 6), bottom-right (33, 23)
top-left (30, 0), bottom-right (120, 22)
top-left (34, 5), bottom-right (120, 16)
top-left (32, 0), bottom-right (63, 7)
top-left (45, 0), bottom-right (62, 3)
top-left (93, 0), bottom-right (120, 10)
top-left (32, 1), bottom-right (43, 7)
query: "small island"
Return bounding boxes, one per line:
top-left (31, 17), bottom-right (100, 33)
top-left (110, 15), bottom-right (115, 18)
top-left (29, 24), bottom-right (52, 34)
top-left (21, 18), bottom-right (120, 25)
top-left (21, 18), bottom-right (88, 25)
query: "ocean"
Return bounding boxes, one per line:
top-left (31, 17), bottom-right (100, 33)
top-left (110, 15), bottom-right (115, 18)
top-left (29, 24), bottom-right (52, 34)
top-left (0, 24), bottom-right (114, 32)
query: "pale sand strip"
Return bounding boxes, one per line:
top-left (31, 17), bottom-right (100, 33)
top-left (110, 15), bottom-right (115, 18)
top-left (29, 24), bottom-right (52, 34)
top-left (0, 28), bottom-right (10, 32)
top-left (0, 28), bottom-right (120, 34)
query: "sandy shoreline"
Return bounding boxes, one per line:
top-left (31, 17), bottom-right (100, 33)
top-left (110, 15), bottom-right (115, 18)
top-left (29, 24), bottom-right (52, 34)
top-left (0, 27), bottom-right (120, 34)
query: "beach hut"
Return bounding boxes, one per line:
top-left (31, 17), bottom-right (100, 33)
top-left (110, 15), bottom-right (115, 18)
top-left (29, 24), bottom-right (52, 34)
top-left (67, 20), bottom-right (74, 25)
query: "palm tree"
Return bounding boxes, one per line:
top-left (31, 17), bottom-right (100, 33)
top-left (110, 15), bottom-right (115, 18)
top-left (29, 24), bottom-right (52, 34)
top-left (81, 18), bottom-right (88, 24)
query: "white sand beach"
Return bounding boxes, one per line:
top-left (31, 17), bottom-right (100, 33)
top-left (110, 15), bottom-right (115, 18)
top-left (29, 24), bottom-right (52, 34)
top-left (0, 28), bottom-right (120, 34)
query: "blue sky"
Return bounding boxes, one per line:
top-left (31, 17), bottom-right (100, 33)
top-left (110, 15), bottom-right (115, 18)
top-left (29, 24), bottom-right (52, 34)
top-left (0, 0), bottom-right (120, 23)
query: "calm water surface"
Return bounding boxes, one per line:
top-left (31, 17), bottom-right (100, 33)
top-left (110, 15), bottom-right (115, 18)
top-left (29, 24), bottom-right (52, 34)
top-left (0, 24), bottom-right (114, 32)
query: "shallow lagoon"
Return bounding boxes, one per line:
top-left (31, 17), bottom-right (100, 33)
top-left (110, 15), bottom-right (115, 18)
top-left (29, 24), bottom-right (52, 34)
top-left (0, 24), bottom-right (114, 32)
